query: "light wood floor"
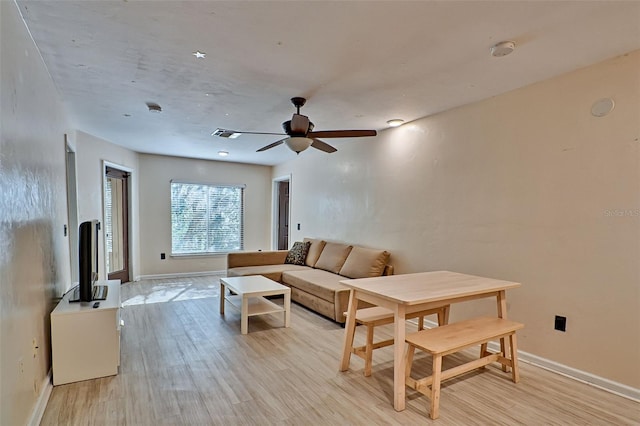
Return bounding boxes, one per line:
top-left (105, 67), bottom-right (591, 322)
top-left (42, 275), bottom-right (639, 425)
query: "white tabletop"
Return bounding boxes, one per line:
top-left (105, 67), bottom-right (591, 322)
top-left (220, 275), bottom-right (288, 293)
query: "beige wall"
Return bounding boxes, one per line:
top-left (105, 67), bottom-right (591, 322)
top-left (75, 131), bottom-right (140, 282)
top-left (138, 154), bottom-right (272, 276)
top-left (274, 51), bottom-right (640, 388)
top-left (0, 2), bottom-right (72, 424)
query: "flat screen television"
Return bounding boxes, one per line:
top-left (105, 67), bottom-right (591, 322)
top-left (78, 220), bottom-right (100, 302)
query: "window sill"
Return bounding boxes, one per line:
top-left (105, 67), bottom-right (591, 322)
top-left (170, 253), bottom-right (229, 258)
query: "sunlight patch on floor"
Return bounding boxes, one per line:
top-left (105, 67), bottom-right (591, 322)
top-left (122, 282), bottom-right (218, 306)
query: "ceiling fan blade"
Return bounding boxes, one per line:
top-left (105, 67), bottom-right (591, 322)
top-left (256, 138), bottom-right (287, 152)
top-left (290, 114), bottom-right (310, 134)
top-left (311, 139), bottom-right (337, 153)
top-left (308, 130), bottom-right (377, 138)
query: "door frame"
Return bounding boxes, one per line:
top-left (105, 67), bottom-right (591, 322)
top-left (102, 161), bottom-right (133, 283)
top-left (272, 174), bottom-right (291, 250)
top-left (65, 135), bottom-right (79, 284)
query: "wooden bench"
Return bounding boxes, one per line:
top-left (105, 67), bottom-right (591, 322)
top-left (405, 316), bottom-right (524, 419)
top-left (347, 305), bottom-right (449, 377)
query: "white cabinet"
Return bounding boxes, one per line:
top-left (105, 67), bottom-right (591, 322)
top-left (51, 280), bottom-right (121, 385)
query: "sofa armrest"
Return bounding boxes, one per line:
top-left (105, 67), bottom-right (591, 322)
top-left (227, 250), bottom-right (289, 268)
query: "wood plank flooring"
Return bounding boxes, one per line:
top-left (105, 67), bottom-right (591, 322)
top-left (41, 275), bottom-right (639, 425)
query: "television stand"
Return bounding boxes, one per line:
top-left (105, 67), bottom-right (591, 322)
top-left (51, 280), bottom-right (122, 385)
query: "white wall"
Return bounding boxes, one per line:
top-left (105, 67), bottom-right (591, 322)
top-left (274, 51), bottom-right (640, 389)
top-left (0, 2), bottom-right (72, 424)
top-left (138, 154), bottom-right (272, 277)
top-left (75, 131), bottom-right (140, 282)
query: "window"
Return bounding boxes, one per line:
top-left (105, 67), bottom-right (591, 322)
top-left (171, 182), bottom-right (244, 255)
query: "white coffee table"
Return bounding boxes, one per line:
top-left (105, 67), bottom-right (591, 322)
top-left (219, 275), bottom-right (291, 334)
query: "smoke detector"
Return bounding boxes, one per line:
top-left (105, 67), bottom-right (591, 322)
top-left (490, 41), bottom-right (516, 57)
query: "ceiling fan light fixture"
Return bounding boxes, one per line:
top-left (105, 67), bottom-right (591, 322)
top-left (286, 137), bottom-right (312, 154)
top-left (387, 119), bottom-right (404, 127)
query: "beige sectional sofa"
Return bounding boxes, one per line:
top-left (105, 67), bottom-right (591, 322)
top-left (226, 238), bottom-right (393, 323)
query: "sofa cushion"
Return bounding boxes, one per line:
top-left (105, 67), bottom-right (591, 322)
top-left (339, 246), bottom-right (390, 279)
top-left (303, 238), bottom-right (326, 267)
top-left (227, 264), bottom-right (310, 282)
top-left (285, 241), bottom-right (311, 265)
top-left (282, 269), bottom-right (349, 303)
top-left (227, 250), bottom-right (288, 268)
top-left (314, 242), bottom-right (353, 274)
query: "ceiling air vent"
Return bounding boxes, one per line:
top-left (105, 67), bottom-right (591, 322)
top-left (212, 128), bottom-right (241, 138)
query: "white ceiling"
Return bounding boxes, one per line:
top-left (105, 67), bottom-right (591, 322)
top-left (18, 1), bottom-right (640, 166)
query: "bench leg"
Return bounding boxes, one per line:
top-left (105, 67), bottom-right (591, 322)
top-left (509, 333), bottom-right (520, 383)
top-left (479, 342), bottom-right (488, 369)
top-left (364, 324), bottom-right (374, 377)
top-left (430, 354), bottom-right (443, 419)
top-left (404, 343), bottom-right (416, 379)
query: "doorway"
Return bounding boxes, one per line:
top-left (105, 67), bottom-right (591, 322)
top-left (274, 177), bottom-right (290, 250)
top-left (104, 166), bottom-right (130, 283)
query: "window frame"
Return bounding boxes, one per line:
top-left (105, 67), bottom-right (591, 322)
top-left (170, 180), bottom-right (245, 256)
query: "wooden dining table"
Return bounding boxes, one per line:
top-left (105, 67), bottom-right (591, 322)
top-left (339, 270), bottom-right (521, 411)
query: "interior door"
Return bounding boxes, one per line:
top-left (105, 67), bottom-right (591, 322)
top-left (277, 180), bottom-right (289, 250)
top-left (105, 166), bottom-right (130, 283)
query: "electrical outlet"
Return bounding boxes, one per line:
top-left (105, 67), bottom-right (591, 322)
top-left (18, 357), bottom-right (24, 374)
top-left (554, 315), bottom-right (567, 332)
top-left (33, 338), bottom-right (39, 358)
top-left (160, 253), bottom-right (166, 260)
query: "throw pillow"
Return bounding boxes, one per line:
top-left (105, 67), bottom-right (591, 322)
top-left (284, 241), bottom-right (311, 265)
top-left (303, 238), bottom-right (327, 267)
top-left (339, 246), bottom-right (390, 279)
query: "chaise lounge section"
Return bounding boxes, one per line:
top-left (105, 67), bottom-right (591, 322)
top-left (226, 238), bottom-right (393, 323)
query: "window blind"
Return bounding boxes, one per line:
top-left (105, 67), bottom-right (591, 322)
top-left (170, 182), bottom-right (244, 255)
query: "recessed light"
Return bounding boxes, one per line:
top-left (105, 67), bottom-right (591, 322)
top-left (387, 119), bottom-right (404, 127)
top-left (490, 41), bottom-right (515, 57)
top-left (218, 151), bottom-right (229, 157)
top-left (193, 51), bottom-right (206, 59)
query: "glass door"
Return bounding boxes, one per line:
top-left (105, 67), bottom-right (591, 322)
top-left (105, 166), bottom-right (129, 283)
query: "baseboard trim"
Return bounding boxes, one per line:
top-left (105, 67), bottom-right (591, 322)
top-left (28, 369), bottom-right (52, 426)
top-left (413, 318), bottom-right (640, 402)
top-left (135, 270), bottom-right (225, 281)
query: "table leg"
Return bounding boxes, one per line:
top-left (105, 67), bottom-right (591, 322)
top-left (497, 290), bottom-right (509, 372)
top-left (437, 304), bottom-right (451, 326)
top-left (284, 290), bottom-right (291, 328)
top-left (241, 295), bottom-right (249, 335)
top-left (393, 304), bottom-right (407, 411)
top-left (219, 282), bottom-right (225, 314)
top-left (339, 290), bottom-right (358, 371)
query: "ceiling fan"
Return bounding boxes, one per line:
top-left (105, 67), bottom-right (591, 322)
top-left (219, 97), bottom-right (377, 154)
